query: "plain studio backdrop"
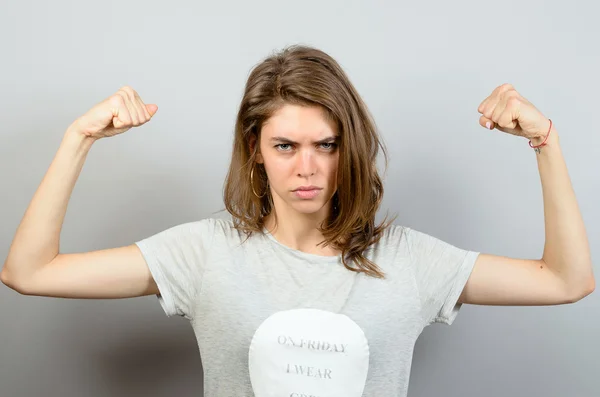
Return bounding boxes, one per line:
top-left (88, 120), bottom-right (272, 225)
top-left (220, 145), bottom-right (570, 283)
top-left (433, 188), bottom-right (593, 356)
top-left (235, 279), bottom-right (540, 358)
top-left (0, 1), bottom-right (598, 396)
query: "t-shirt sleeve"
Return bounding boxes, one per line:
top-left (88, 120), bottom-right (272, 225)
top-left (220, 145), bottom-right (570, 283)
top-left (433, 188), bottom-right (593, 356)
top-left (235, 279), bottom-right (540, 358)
top-left (134, 218), bottom-right (216, 319)
top-left (404, 226), bottom-right (480, 326)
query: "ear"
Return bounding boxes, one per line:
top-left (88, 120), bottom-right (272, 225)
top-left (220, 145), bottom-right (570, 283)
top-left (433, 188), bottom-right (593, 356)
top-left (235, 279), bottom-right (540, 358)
top-left (248, 134), bottom-right (264, 164)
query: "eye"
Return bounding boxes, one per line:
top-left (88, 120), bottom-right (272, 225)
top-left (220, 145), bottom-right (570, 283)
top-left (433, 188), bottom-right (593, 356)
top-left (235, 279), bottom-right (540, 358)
top-left (320, 142), bottom-right (337, 150)
top-left (275, 143), bottom-right (293, 152)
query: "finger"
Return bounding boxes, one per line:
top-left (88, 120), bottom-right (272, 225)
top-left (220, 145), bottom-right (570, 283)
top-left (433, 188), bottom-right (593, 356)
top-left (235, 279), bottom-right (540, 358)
top-left (133, 91), bottom-right (152, 121)
top-left (479, 115), bottom-right (494, 130)
top-left (146, 104), bottom-right (158, 117)
top-left (497, 98), bottom-right (519, 131)
top-left (491, 95), bottom-right (508, 124)
top-left (135, 97), bottom-right (150, 122)
top-left (496, 91), bottom-right (522, 130)
top-left (478, 83), bottom-right (513, 113)
top-left (481, 95), bottom-right (500, 121)
top-left (477, 95), bottom-right (492, 114)
top-left (493, 83), bottom-right (514, 97)
top-left (112, 96), bottom-right (133, 129)
top-left (116, 92), bottom-right (138, 127)
top-left (478, 87), bottom-right (501, 114)
top-left (119, 88), bottom-right (141, 125)
top-left (107, 94), bottom-right (125, 123)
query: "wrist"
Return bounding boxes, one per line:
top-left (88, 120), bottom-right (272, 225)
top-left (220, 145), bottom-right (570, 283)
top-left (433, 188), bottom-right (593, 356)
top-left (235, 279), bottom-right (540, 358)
top-left (529, 119), bottom-right (559, 148)
top-left (63, 123), bottom-right (97, 152)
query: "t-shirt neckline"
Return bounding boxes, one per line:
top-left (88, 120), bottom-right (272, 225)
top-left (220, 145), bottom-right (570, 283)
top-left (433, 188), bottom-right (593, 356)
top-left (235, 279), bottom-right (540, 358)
top-left (261, 227), bottom-right (342, 264)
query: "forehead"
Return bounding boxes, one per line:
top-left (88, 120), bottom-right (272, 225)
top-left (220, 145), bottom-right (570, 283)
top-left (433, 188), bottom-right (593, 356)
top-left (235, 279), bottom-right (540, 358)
top-left (261, 104), bottom-right (337, 141)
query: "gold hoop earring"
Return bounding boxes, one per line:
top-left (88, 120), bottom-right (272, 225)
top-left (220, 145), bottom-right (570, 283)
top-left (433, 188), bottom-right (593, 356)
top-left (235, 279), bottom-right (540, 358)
top-left (250, 166), bottom-right (267, 198)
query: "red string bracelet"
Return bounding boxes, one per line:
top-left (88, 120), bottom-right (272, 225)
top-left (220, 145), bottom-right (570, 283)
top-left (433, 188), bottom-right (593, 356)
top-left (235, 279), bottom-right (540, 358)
top-left (529, 119), bottom-right (553, 148)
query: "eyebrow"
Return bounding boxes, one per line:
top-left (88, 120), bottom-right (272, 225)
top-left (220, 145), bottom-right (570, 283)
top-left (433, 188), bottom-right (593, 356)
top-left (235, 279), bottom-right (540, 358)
top-left (270, 136), bottom-right (339, 144)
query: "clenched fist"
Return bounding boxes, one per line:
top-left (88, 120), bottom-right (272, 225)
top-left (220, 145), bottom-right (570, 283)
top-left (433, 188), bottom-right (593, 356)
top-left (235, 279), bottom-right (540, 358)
top-left (70, 86), bottom-right (158, 140)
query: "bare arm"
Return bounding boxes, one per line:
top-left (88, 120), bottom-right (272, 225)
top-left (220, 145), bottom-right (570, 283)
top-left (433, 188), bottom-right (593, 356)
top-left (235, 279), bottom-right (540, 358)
top-left (459, 84), bottom-right (594, 306)
top-left (18, 244), bottom-right (157, 299)
top-left (535, 126), bottom-right (595, 293)
top-left (1, 86), bottom-right (160, 298)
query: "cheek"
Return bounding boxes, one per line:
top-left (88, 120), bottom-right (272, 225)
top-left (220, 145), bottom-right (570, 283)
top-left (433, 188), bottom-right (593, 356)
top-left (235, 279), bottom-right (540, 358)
top-left (328, 155), bottom-right (339, 176)
top-left (263, 158), bottom-right (291, 185)
top-left (267, 158), bottom-right (291, 173)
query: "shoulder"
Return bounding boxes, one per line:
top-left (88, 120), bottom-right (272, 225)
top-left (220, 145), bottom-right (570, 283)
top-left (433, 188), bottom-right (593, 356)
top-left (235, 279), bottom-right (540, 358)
top-left (365, 223), bottom-right (411, 259)
top-left (142, 216), bottom-right (241, 244)
top-left (366, 223), bottom-right (457, 263)
top-left (194, 216), bottom-right (250, 245)
top-left (373, 223), bottom-right (409, 247)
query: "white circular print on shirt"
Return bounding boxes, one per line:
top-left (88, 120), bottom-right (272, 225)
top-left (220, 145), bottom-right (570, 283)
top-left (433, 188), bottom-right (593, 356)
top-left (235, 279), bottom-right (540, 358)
top-left (248, 308), bottom-right (370, 397)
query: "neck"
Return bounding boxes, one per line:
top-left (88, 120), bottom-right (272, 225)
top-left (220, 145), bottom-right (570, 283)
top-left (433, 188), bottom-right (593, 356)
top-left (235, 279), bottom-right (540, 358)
top-left (263, 199), bottom-right (339, 257)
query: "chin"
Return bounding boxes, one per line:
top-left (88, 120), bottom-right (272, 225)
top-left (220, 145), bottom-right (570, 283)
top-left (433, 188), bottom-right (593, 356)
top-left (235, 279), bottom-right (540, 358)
top-left (288, 200), bottom-right (330, 215)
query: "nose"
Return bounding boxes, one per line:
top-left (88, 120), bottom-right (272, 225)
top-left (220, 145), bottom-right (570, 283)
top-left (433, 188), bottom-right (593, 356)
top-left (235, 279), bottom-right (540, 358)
top-left (296, 149), bottom-right (316, 177)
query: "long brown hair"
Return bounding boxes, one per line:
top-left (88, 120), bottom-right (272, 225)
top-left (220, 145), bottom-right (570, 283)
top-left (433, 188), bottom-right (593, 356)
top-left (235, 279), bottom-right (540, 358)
top-left (222, 44), bottom-right (396, 278)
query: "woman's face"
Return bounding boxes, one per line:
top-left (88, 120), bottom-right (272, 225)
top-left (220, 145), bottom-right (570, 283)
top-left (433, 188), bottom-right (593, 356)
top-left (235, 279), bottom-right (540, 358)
top-left (256, 104), bottom-right (340, 218)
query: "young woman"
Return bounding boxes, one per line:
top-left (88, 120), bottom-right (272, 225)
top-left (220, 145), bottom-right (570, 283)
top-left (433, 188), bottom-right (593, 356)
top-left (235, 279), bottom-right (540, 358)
top-left (1, 45), bottom-right (594, 397)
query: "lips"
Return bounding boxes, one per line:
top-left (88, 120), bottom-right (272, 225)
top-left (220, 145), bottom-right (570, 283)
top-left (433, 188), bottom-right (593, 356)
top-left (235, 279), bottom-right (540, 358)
top-left (293, 186), bottom-right (321, 192)
top-left (293, 187), bottom-right (322, 199)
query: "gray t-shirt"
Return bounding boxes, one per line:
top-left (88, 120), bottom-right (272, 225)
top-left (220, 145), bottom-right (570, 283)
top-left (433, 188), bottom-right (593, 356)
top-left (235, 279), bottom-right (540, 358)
top-left (135, 217), bottom-right (479, 397)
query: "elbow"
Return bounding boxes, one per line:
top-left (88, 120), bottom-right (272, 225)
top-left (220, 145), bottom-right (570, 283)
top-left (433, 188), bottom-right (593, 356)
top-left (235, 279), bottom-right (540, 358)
top-left (1, 265), bottom-right (11, 287)
top-left (1, 266), bottom-right (13, 288)
top-left (584, 276), bottom-right (596, 297)
top-left (1, 266), bottom-right (28, 295)
top-left (568, 277), bottom-right (595, 303)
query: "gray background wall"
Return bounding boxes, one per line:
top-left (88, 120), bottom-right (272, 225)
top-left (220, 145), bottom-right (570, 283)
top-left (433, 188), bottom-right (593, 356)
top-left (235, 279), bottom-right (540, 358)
top-left (1, 1), bottom-right (598, 396)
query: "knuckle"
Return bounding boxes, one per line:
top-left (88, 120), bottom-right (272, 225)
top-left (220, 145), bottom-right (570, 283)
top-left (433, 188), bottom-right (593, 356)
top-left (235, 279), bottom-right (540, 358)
top-left (112, 91), bottom-right (126, 103)
top-left (108, 94), bottom-right (126, 110)
top-left (112, 92), bottom-right (126, 104)
top-left (120, 85), bottom-right (136, 99)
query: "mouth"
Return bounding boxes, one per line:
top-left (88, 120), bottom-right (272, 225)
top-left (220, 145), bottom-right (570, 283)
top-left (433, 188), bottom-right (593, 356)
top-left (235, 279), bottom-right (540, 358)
top-left (292, 185), bottom-right (322, 192)
top-left (292, 187), bottom-right (322, 199)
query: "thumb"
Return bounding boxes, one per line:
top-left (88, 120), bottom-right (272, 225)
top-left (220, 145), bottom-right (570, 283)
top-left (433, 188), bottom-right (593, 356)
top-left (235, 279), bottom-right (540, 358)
top-left (479, 115), bottom-right (494, 130)
top-left (146, 104), bottom-right (158, 117)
